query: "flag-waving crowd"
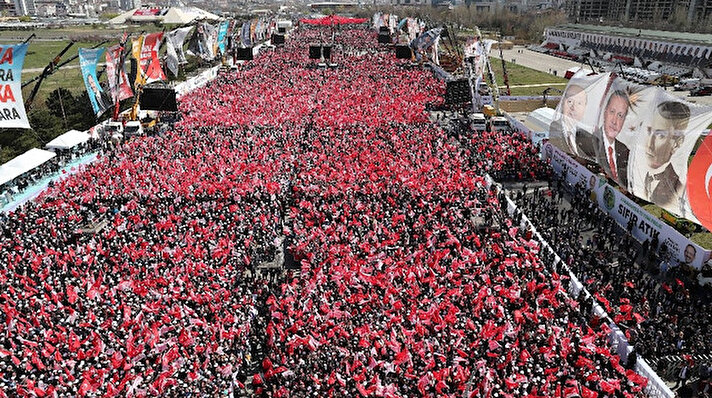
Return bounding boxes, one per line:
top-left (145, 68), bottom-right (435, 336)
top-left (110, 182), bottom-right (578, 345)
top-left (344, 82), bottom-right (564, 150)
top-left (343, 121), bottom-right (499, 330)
top-left (0, 24), bottom-right (657, 397)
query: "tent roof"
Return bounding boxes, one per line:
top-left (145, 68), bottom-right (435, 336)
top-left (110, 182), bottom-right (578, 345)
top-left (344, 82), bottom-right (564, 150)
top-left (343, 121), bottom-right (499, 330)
top-left (108, 9), bottom-right (134, 24)
top-left (0, 148), bottom-right (56, 186)
top-left (524, 107), bottom-right (557, 133)
top-left (163, 7), bottom-right (220, 24)
top-left (45, 129), bottom-right (90, 150)
top-left (108, 6), bottom-right (220, 25)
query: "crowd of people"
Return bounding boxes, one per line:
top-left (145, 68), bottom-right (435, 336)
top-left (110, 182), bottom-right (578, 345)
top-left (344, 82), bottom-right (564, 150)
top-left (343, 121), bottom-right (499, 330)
top-left (513, 176), bottom-right (712, 395)
top-left (0, 23), bottom-right (669, 397)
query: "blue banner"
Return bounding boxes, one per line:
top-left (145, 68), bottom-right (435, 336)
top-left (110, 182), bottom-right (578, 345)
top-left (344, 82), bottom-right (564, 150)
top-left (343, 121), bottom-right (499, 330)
top-left (79, 47), bottom-right (109, 116)
top-left (0, 43), bottom-right (30, 129)
top-left (217, 21), bottom-right (229, 54)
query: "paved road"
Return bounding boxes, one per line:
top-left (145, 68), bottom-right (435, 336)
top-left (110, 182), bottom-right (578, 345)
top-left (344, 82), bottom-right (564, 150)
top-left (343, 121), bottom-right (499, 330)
top-left (492, 46), bottom-right (712, 106)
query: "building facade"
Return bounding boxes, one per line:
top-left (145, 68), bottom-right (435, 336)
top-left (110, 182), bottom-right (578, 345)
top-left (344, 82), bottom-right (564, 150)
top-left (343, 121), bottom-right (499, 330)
top-left (566, 0), bottom-right (712, 23)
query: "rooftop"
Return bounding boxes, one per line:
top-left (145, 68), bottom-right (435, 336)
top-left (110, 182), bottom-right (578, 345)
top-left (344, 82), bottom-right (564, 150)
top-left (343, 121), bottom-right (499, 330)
top-left (553, 24), bottom-right (712, 46)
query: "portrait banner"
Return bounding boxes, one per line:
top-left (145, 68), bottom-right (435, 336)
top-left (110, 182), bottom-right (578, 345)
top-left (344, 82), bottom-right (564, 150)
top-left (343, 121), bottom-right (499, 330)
top-left (548, 72), bottom-right (610, 160)
top-left (544, 142), bottom-right (710, 269)
top-left (105, 44), bottom-right (133, 103)
top-left (241, 22), bottom-right (252, 48)
top-left (552, 74), bottom-right (712, 232)
top-left (0, 43), bottom-right (30, 129)
top-left (166, 27), bottom-right (192, 77)
top-left (217, 21), bottom-right (229, 54)
top-left (79, 47), bottom-right (109, 116)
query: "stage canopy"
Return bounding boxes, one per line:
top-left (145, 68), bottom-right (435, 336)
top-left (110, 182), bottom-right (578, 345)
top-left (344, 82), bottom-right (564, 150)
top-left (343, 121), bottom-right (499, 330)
top-left (45, 129), bottom-right (90, 151)
top-left (0, 148), bottom-right (56, 187)
top-left (300, 15), bottom-right (368, 25)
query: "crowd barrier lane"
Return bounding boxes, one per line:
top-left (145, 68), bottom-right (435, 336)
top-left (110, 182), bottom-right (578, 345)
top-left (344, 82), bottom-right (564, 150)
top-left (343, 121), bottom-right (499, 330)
top-left (494, 175), bottom-right (675, 398)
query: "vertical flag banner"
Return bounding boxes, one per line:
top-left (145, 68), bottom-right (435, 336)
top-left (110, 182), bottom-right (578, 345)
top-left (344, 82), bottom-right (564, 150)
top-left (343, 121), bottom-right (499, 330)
top-left (131, 35), bottom-right (145, 86)
top-left (241, 22), bottom-right (252, 47)
top-left (204, 23), bottom-right (217, 59)
top-left (79, 47), bottom-right (109, 116)
top-left (0, 43), bottom-right (30, 129)
top-left (140, 32), bottom-right (166, 84)
top-left (166, 27), bottom-right (193, 77)
top-left (217, 21), bottom-right (229, 55)
top-left (105, 44), bottom-right (133, 103)
top-left (191, 23), bottom-right (216, 60)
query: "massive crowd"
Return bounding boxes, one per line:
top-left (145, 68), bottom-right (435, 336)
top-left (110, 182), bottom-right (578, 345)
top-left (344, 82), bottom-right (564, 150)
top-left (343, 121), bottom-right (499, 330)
top-left (0, 23), bottom-right (676, 397)
top-left (513, 176), bottom-right (712, 395)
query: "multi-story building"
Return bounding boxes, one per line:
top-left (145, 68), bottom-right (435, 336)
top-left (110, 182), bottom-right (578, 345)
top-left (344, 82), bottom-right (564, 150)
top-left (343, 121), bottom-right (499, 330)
top-left (566, 0), bottom-right (712, 24)
top-left (13, 0), bottom-right (34, 15)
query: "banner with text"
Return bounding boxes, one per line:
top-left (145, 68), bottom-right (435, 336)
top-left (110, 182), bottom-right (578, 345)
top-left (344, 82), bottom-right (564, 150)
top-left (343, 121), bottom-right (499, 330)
top-left (0, 43), bottom-right (30, 129)
top-left (544, 142), bottom-right (710, 269)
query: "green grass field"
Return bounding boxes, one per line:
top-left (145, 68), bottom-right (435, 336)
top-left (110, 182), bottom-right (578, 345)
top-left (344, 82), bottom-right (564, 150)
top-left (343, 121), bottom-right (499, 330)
top-left (489, 59), bottom-right (569, 96)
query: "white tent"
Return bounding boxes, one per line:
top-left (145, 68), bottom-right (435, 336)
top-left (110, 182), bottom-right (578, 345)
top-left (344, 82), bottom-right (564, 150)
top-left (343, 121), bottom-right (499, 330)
top-left (524, 107), bottom-right (557, 133)
top-left (0, 148), bottom-right (56, 186)
top-left (45, 129), bottom-right (90, 151)
top-left (163, 7), bottom-right (220, 24)
top-left (108, 6), bottom-right (220, 25)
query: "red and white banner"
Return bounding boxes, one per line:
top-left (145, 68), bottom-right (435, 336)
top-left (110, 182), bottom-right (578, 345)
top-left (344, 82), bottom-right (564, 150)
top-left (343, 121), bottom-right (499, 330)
top-left (140, 32), bottom-right (166, 84)
top-left (105, 44), bottom-right (133, 103)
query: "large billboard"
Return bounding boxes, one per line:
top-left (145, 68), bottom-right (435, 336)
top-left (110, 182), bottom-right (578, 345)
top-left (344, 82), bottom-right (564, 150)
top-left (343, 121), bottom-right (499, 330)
top-left (550, 73), bottom-right (712, 230)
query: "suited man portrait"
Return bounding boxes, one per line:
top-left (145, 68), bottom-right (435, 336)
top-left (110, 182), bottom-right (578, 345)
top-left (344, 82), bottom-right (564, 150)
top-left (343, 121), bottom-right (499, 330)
top-left (595, 90), bottom-right (630, 188)
top-left (637, 101), bottom-right (690, 208)
top-left (549, 84), bottom-right (588, 156)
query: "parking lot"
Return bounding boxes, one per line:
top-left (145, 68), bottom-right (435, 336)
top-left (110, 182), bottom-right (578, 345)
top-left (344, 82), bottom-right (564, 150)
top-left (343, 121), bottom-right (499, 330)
top-left (492, 46), bottom-right (712, 106)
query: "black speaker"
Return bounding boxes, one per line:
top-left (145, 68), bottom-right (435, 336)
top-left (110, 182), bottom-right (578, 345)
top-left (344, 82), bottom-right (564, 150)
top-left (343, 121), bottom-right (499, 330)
top-left (235, 47), bottom-right (253, 61)
top-left (445, 79), bottom-right (471, 105)
top-left (271, 33), bottom-right (285, 45)
top-left (378, 33), bottom-right (390, 44)
top-left (309, 45), bottom-right (321, 59)
top-left (395, 45), bottom-right (412, 59)
top-left (140, 88), bottom-right (178, 111)
top-left (278, 27), bottom-right (286, 34)
top-left (379, 26), bottom-right (390, 33)
top-left (322, 45), bottom-right (332, 60)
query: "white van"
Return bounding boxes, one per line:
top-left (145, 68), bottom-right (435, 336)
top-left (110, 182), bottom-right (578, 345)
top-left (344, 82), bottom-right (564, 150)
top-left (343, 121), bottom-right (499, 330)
top-left (491, 116), bottom-right (511, 132)
top-left (470, 113), bottom-right (487, 131)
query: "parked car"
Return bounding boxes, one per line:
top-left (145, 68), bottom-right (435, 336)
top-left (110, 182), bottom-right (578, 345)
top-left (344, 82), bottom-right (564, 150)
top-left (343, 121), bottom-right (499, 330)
top-left (690, 86), bottom-right (712, 96)
top-left (674, 78), bottom-right (700, 91)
